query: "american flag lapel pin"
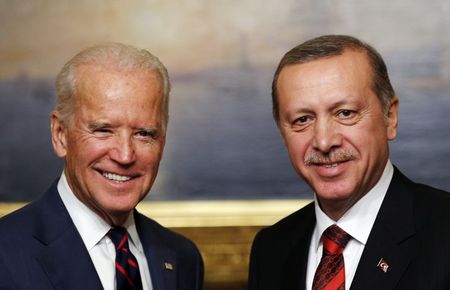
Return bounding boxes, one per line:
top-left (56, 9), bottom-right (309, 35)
top-left (164, 261), bottom-right (174, 271)
top-left (377, 258), bottom-right (389, 273)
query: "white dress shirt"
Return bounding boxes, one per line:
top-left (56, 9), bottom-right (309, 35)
top-left (57, 172), bottom-right (153, 290)
top-left (306, 160), bottom-right (394, 290)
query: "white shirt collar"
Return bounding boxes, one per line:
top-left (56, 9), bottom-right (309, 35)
top-left (57, 172), bottom-right (144, 254)
top-left (122, 211), bottom-right (145, 255)
top-left (312, 160), bottom-right (394, 250)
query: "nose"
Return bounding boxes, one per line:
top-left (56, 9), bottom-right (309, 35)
top-left (110, 134), bottom-right (136, 165)
top-left (311, 118), bottom-right (342, 153)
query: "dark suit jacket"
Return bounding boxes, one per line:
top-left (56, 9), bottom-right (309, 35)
top-left (0, 181), bottom-right (203, 290)
top-left (249, 168), bottom-right (450, 290)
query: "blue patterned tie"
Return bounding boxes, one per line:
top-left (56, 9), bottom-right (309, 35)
top-left (109, 227), bottom-right (143, 290)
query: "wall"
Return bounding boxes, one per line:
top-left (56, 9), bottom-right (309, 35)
top-left (1, 0), bottom-right (449, 201)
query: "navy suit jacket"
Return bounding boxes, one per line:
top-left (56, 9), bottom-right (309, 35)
top-left (0, 181), bottom-right (203, 290)
top-left (249, 168), bottom-right (450, 290)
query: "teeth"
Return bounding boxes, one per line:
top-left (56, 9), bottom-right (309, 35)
top-left (324, 163), bottom-right (338, 168)
top-left (103, 172), bottom-right (131, 182)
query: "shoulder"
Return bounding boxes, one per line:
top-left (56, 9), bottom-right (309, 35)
top-left (393, 169), bottom-right (450, 216)
top-left (135, 211), bottom-right (201, 256)
top-left (412, 181), bottom-right (450, 204)
top-left (0, 200), bottom-right (41, 238)
top-left (0, 181), bottom-right (60, 238)
top-left (411, 181), bottom-right (450, 223)
top-left (0, 199), bottom-right (44, 283)
top-left (249, 201), bottom-right (315, 289)
top-left (135, 211), bottom-right (204, 288)
top-left (391, 168), bottom-right (450, 232)
top-left (387, 171), bottom-right (450, 287)
top-left (253, 201), bottom-right (315, 249)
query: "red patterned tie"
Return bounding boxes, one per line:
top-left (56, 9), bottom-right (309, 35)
top-left (109, 227), bottom-right (143, 290)
top-left (312, 225), bottom-right (351, 290)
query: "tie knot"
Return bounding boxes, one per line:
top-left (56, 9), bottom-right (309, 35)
top-left (108, 226), bottom-right (129, 250)
top-left (322, 224), bottom-right (351, 255)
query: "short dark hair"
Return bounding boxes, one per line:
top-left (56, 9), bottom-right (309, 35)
top-left (272, 35), bottom-right (395, 124)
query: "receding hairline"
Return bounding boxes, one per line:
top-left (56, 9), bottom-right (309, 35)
top-left (279, 47), bottom-right (373, 78)
top-left (272, 36), bottom-right (395, 124)
top-left (54, 42), bottom-right (171, 132)
top-left (277, 45), bottom-right (370, 76)
top-left (72, 62), bottom-right (165, 97)
top-left (74, 61), bottom-right (165, 83)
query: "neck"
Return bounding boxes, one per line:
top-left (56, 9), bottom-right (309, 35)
top-left (318, 197), bottom-right (363, 221)
top-left (100, 210), bottom-right (131, 226)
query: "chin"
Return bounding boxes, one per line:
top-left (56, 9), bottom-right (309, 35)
top-left (100, 196), bottom-right (139, 213)
top-left (104, 204), bottom-right (137, 220)
top-left (314, 182), bottom-right (355, 201)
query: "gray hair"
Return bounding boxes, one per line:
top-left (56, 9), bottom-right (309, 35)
top-left (55, 42), bottom-right (171, 132)
top-left (272, 35), bottom-right (396, 124)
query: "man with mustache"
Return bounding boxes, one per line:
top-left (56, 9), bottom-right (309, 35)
top-left (249, 35), bottom-right (450, 290)
top-left (0, 43), bottom-right (203, 290)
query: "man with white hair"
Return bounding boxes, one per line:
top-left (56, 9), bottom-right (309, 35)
top-left (0, 43), bottom-right (203, 290)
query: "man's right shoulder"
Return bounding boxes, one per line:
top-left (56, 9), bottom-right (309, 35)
top-left (0, 181), bottom-right (60, 237)
top-left (254, 201), bottom-right (315, 246)
top-left (249, 200), bottom-right (315, 289)
top-left (0, 200), bottom-right (39, 236)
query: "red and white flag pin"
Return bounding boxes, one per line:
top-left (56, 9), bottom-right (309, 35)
top-left (377, 258), bottom-right (389, 273)
top-left (164, 262), bottom-right (174, 271)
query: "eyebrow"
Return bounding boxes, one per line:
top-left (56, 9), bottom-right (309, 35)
top-left (287, 97), bottom-right (359, 117)
top-left (88, 122), bottom-right (160, 131)
top-left (88, 121), bottom-right (112, 130)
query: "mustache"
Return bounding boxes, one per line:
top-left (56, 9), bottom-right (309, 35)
top-left (304, 150), bottom-right (358, 166)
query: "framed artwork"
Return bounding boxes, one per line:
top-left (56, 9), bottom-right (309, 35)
top-left (2, 2), bottom-right (450, 289)
top-left (1, 1), bottom-right (449, 202)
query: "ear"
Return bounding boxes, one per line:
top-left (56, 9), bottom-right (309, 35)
top-left (50, 111), bottom-right (68, 158)
top-left (386, 97), bottom-right (399, 140)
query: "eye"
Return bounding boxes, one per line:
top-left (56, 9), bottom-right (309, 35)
top-left (335, 109), bottom-right (361, 125)
top-left (89, 122), bottom-right (114, 136)
top-left (294, 115), bottom-right (313, 125)
top-left (95, 128), bottom-right (111, 133)
top-left (290, 114), bottom-right (314, 131)
top-left (92, 127), bottom-right (113, 136)
top-left (135, 129), bottom-right (158, 140)
top-left (337, 109), bottom-right (355, 119)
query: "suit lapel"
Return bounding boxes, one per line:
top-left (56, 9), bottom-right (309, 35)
top-left (282, 203), bottom-right (316, 290)
top-left (350, 169), bottom-right (415, 290)
top-left (135, 212), bottom-right (177, 290)
top-left (32, 183), bottom-right (103, 290)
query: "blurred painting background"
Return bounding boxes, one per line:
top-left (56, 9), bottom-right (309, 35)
top-left (1, 0), bottom-right (450, 202)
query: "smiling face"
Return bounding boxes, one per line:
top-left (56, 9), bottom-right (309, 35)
top-left (277, 49), bottom-right (398, 220)
top-left (51, 64), bottom-right (165, 225)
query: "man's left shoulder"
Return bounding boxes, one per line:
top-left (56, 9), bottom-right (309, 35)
top-left (394, 168), bottom-right (450, 213)
top-left (411, 181), bottom-right (450, 218)
top-left (413, 181), bottom-right (450, 200)
top-left (135, 211), bottom-right (204, 288)
top-left (135, 212), bottom-right (200, 254)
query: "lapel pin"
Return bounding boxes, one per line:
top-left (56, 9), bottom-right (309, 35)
top-left (377, 258), bottom-right (389, 273)
top-left (164, 262), bottom-right (174, 271)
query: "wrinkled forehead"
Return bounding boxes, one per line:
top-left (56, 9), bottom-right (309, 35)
top-left (75, 63), bottom-right (161, 91)
top-left (71, 65), bottom-right (162, 110)
top-left (279, 50), bottom-right (374, 91)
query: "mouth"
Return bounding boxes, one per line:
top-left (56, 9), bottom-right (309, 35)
top-left (307, 160), bottom-right (349, 168)
top-left (101, 171), bottom-right (133, 183)
top-left (322, 163), bottom-right (338, 168)
top-left (307, 159), bottom-right (353, 178)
